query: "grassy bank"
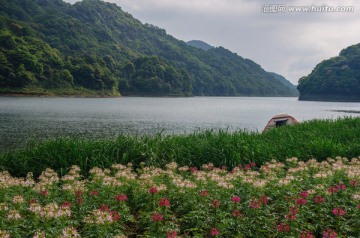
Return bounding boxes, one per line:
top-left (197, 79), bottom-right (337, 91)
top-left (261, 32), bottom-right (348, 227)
top-left (0, 117), bottom-right (360, 177)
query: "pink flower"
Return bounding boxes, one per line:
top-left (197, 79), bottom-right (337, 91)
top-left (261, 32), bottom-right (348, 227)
top-left (100, 204), bottom-right (109, 212)
top-left (111, 211), bottom-right (120, 221)
top-left (250, 200), bottom-right (261, 209)
top-left (221, 165), bottom-right (227, 170)
top-left (231, 196), bottom-right (241, 203)
top-left (75, 190), bottom-right (83, 197)
top-left (40, 190), bottom-right (48, 196)
top-left (300, 191), bottom-right (309, 198)
top-left (251, 162), bottom-right (256, 167)
top-left (249, 195), bottom-right (268, 209)
top-left (357, 204), bottom-right (360, 209)
top-left (61, 202), bottom-right (72, 208)
top-left (332, 207), bottom-right (346, 216)
top-left (89, 190), bottom-right (99, 196)
top-left (148, 186), bottom-right (158, 194)
top-left (75, 190), bottom-right (83, 205)
top-left (166, 231), bottom-right (177, 238)
top-left (75, 197), bottom-right (83, 205)
top-left (296, 198), bottom-right (307, 205)
top-left (289, 206), bottom-right (299, 215)
top-left (328, 186), bottom-right (338, 193)
top-left (232, 209), bottom-right (242, 218)
top-left (260, 195), bottom-right (268, 205)
top-left (244, 164), bottom-right (251, 170)
top-left (190, 167), bottom-right (198, 173)
top-left (115, 194), bottom-right (128, 202)
top-left (159, 198), bottom-right (171, 207)
top-left (300, 231), bottom-right (314, 238)
top-left (152, 212), bottom-right (163, 222)
top-left (286, 206), bottom-right (298, 220)
top-left (337, 183), bottom-right (346, 190)
top-left (314, 195), bottom-right (325, 204)
top-left (277, 223), bottom-right (290, 233)
top-left (210, 228), bottom-right (219, 236)
top-left (323, 229), bottom-right (337, 238)
top-left (285, 213), bottom-right (296, 221)
top-left (350, 180), bottom-right (359, 187)
top-left (199, 190), bottom-right (210, 197)
top-left (211, 200), bottom-right (221, 208)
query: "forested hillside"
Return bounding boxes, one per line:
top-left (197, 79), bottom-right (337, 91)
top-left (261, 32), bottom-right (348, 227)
top-left (270, 72), bottom-right (299, 96)
top-left (186, 40), bottom-right (214, 51)
top-left (0, 0), bottom-right (297, 96)
top-left (298, 43), bottom-right (360, 101)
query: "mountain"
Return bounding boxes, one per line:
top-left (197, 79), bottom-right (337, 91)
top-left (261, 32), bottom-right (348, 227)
top-left (0, 0), bottom-right (297, 97)
top-left (297, 43), bottom-right (360, 101)
top-left (270, 72), bottom-right (299, 96)
top-left (187, 40), bottom-right (214, 51)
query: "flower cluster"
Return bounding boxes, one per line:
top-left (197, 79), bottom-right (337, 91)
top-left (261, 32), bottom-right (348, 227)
top-left (83, 206), bottom-right (120, 225)
top-left (31, 203), bottom-right (71, 219)
top-left (0, 156), bottom-right (359, 237)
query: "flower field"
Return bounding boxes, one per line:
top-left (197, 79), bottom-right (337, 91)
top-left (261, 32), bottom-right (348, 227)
top-left (1, 157), bottom-right (360, 237)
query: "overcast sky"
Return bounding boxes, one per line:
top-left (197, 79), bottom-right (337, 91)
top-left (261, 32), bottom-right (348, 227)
top-left (64, 0), bottom-right (360, 84)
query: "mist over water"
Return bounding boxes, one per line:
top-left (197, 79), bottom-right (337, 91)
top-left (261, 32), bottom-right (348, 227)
top-left (1, 97), bottom-right (359, 151)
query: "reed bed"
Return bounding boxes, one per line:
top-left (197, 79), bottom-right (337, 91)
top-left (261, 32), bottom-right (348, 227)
top-left (0, 117), bottom-right (359, 178)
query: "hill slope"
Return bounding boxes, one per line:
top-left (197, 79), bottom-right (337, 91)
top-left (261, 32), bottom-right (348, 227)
top-left (297, 43), bottom-right (360, 101)
top-left (0, 0), bottom-right (297, 96)
top-left (270, 72), bottom-right (299, 96)
top-left (187, 40), bottom-right (214, 51)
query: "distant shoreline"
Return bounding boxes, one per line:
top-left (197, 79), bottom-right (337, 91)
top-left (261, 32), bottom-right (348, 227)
top-left (330, 110), bottom-right (360, 114)
top-left (0, 88), bottom-right (121, 98)
top-left (0, 93), bottom-right (121, 98)
top-left (5, 91), bottom-right (360, 101)
top-left (298, 94), bottom-right (360, 102)
top-left (0, 92), bottom-right (300, 98)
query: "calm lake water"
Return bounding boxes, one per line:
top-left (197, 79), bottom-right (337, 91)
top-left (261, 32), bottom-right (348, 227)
top-left (0, 96), bottom-right (359, 151)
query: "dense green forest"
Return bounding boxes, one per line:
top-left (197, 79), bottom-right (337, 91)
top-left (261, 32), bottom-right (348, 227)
top-left (0, 0), bottom-right (297, 96)
top-left (298, 43), bottom-right (360, 101)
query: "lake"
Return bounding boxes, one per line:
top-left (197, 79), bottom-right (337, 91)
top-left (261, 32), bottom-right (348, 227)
top-left (0, 96), bottom-right (359, 151)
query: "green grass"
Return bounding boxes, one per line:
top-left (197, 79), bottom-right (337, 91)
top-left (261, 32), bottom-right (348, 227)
top-left (1, 117), bottom-right (360, 177)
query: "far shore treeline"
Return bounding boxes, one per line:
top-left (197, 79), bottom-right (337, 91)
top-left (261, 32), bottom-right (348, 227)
top-left (0, 0), bottom-right (298, 97)
top-left (1, 0), bottom-right (360, 100)
top-left (0, 117), bottom-right (359, 178)
top-left (297, 43), bottom-right (360, 102)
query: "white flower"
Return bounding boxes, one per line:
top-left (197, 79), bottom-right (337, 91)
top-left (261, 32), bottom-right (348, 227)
top-left (178, 166), bottom-right (189, 172)
top-left (165, 162), bottom-right (178, 170)
top-left (58, 227), bottom-right (80, 238)
top-left (8, 210), bottom-right (21, 220)
top-left (33, 231), bottom-right (46, 238)
top-left (0, 203), bottom-right (9, 211)
top-left (12, 195), bottom-right (24, 204)
top-left (352, 193), bottom-right (360, 200)
top-left (0, 230), bottom-right (10, 238)
top-left (29, 204), bottom-right (42, 213)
